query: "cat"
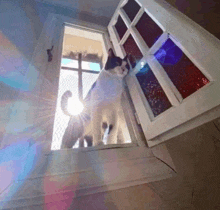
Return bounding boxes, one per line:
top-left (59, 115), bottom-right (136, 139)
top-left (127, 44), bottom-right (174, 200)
top-left (60, 49), bottom-right (135, 148)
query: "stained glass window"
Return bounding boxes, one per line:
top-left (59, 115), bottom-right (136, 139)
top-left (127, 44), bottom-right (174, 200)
top-left (136, 63), bottom-right (172, 117)
top-left (122, 0), bottom-right (140, 22)
top-left (115, 15), bottom-right (127, 40)
top-left (136, 12), bottom-right (163, 48)
top-left (123, 35), bottom-right (143, 62)
top-left (154, 39), bottom-right (209, 99)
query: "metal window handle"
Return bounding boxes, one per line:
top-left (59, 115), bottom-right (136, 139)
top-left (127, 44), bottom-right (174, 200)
top-left (47, 46), bottom-right (54, 62)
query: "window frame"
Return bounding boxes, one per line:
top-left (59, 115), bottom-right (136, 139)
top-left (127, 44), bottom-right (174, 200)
top-left (50, 18), bottom-right (143, 151)
top-left (108, 0), bottom-right (220, 147)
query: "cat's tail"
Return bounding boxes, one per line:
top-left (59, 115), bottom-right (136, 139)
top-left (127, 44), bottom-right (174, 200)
top-left (61, 90), bottom-right (72, 116)
top-left (60, 90), bottom-right (86, 148)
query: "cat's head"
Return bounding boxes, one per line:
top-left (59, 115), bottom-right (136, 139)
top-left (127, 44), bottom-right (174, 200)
top-left (105, 49), bottom-right (136, 73)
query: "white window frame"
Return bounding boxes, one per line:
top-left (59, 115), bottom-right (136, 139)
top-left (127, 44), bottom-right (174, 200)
top-left (108, 0), bottom-right (220, 147)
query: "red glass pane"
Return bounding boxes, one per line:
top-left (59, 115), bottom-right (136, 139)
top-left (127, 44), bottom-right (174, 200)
top-left (136, 64), bottom-right (172, 117)
top-left (123, 0), bottom-right (140, 22)
top-left (115, 15), bottom-right (127, 40)
top-left (154, 39), bottom-right (209, 99)
top-left (136, 12), bottom-right (163, 48)
top-left (123, 35), bottom-right (143, 62)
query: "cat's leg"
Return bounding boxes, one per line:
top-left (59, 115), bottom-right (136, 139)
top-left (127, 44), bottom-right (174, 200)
top-left (117, 125), bottom-right (124, 144)
top-left (84, 135), bottom-right (93, 147)
top-left (91, 106), bottom-right (103, 146)
top-left (61, 116), bottom-right (83, 149)
top-left (106, 110), bottom-right (119, 144)
top-left (79, 136), bottom-right (84, 147)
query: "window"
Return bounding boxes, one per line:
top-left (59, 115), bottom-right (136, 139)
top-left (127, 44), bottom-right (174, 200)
top-left (108, 0), bottom-right (219, 146)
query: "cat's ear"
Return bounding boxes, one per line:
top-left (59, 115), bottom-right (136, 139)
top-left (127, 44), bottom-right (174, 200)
top-left (123, 54), bottom-right (136, 69)
top-left (108, 48), bottom-right (116, 58)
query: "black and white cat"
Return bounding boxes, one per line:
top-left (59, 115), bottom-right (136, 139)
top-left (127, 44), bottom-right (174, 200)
top-left (61, 49), bottom-right (135, 148)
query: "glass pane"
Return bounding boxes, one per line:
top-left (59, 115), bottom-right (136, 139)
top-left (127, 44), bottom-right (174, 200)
top-left (136, 63), bottom-right (172, 117)
top-left (82, 61), bottom-right (101, 71)
top-left (123, 0), bottom-right (140, 22)
top-left (82, 72), bottom-right (99, 99)
top-left (61, 58), bottom-right (78, 68)
top-left (136, 12), bottom-right (163, 48)
top-left (123, 35), bottom-right (143, 62)
top-left (115, 15), bottom-right (127, 40)
top-left (154, 39), bottom-right (210, 99)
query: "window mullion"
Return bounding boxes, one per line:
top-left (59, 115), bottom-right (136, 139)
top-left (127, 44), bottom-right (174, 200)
top-left (78, 53), bottom-right (83, 100)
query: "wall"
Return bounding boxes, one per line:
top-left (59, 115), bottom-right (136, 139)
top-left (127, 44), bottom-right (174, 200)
top-left (165, 0), bottom-right (220, 40)
top-left (0, 0), bottom-right (45, 148)
top-left (34, 0), bottom-right (110, 27)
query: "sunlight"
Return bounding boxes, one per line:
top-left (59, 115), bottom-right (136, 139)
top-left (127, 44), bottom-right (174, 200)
top-left (67, 97), bottom-right (84, 116)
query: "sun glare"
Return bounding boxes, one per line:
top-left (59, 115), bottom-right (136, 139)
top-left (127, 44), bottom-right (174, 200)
top-left (67, 97), bottom-right (84, 116)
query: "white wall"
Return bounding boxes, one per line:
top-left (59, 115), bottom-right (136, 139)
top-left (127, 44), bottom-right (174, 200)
top-left (0, 0), bottom-right (45, 148)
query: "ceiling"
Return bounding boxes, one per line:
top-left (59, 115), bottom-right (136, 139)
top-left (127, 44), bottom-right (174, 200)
top-left (36, 0), bottom-right (121, 24)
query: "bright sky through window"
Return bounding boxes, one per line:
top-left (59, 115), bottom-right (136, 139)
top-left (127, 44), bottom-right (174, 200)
top-left (61, 58), bottom-right (100, 71)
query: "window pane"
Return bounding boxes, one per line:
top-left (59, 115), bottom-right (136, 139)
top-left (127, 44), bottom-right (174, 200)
top-left (123, 0), bottom-right (140, 22)
top-left (115, 15), bottom-right (127, 40)
top-left (82, 72), bottom-right (99, 99)
top-left (123, 35), bottom-right (143, 62)
top-left (61, 58), bottom-right (78, 68)
top-left (154, 39), bottom-right (210, 99)
top-left (82, 61), bottom-right (101, 71)
top-left (136, 12), bottom-right (163, 48)
top-left (136, 63), bottom-right (172, 117)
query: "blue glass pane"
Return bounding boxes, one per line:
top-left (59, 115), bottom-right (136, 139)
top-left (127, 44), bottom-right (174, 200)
top-left (154, 39), bottom-right (209, 99)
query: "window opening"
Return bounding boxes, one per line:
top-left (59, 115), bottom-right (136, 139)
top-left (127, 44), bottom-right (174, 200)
top-left (51, 26), bottom-right (132, 150)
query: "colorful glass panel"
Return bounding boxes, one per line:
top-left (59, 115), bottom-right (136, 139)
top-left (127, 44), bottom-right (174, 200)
top-left (136, 63), bottom-right (172, 117)
top-left (154, 39), bottom-right (209, 99)
top-left (136, 12), bottom-right (163, 48)
top-left (123, 0), bottom-right (140, 22)
top-left (123, 35), bottom-right (143, 62)
top-left (115, 15), bottom-right (127, 40)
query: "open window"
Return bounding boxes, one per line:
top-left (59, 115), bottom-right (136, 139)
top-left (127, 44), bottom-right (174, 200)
top-left (108, 0), bottom-right (220, 147)
top-left (51, 25), bottom-right (135, 150)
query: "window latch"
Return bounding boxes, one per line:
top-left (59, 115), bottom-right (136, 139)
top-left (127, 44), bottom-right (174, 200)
top-left (47, 46), bottom-right (54, 62)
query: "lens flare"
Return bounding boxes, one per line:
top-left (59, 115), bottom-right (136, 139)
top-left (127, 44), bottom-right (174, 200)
top-left (67, 97), bottom-right (84, 116)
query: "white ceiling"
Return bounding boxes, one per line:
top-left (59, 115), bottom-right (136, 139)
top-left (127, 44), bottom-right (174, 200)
top-left (36, 0), bottom-right (121, 21)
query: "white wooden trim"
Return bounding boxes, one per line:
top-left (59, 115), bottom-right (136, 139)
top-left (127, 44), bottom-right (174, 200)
top-left (0, 147), bottom-right (176, 209)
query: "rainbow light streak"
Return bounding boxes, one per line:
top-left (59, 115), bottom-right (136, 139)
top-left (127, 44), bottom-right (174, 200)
top-left (0, 31), bottom-right (37, 92)
top-left (0, 141), bottom-right (37, 202)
